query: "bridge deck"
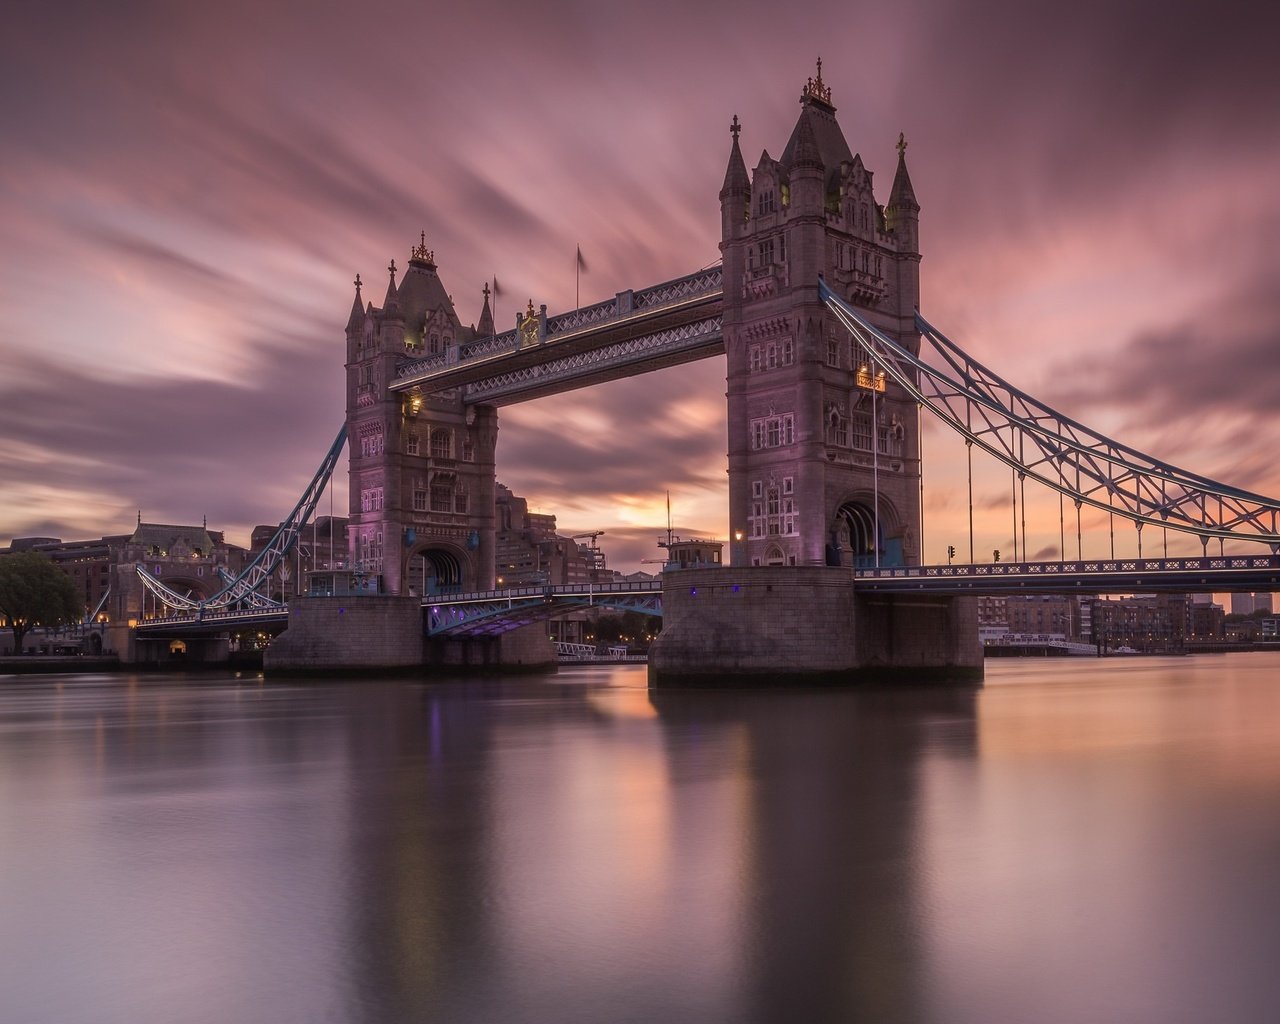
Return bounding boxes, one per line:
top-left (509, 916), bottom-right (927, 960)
top-left (131, 556), bottom-right (1280, 637)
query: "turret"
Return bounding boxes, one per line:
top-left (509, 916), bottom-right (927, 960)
top-left (346, 274), bottom-right (364, 337)
top-left (719, 114), bottom-right (750, 241)
top-left (886, 132), bottom-right (920, 252)
top-left (477, 282), bottom-right (495, 337)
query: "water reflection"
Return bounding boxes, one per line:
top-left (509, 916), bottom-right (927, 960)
top-left (2, 657), bottom-right (1279, 1022)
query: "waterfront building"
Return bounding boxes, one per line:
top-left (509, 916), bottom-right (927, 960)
top-left (1229, 592), bottom-right (1274, 616)
top-left (1003, 595), bottom-right (1082, 640)
top-left (658, 536), bottom-right (725, 570)
top-left (3, 522), bottom-right (247, 623)
top-left (248, 515), bottom-right (349, 600)
top-left (1189, 601), bottom-right (1226, 640)
top-left (1091, 594), bottom-right (1188, 653)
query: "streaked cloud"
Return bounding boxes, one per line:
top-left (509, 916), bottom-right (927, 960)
top-left (2, 0), bottom-right (1277, 572)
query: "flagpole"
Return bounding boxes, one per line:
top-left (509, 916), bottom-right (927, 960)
top-left (575, 245), bottom-right (580, 310)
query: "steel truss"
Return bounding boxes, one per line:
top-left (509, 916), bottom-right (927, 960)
top-left (135, 425), bottom-right (348, 613)
top-left (464, 316), bottom-right (723, 404)
top-left (427, 585), bottom-right (662, 637)
top-left (820, 282), bottom-right (1280, 551)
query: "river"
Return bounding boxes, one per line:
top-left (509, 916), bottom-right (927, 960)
top-left (2, 654), bottom-right (1279, 1023)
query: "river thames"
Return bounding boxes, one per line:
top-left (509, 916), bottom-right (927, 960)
top-left (2, 654), bottom-right (1279, 1023)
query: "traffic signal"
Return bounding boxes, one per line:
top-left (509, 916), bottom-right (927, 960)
top-left (993, 549), bottom-right (1001, 562)
top-left (947, 545), bottom-right (956, 563)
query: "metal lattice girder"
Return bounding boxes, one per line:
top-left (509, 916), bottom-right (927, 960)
top-left (463, 316), bottom-right (723, 405)
top-left (392, 266), bottom-right (724, 399)
top-left (819, 282), bottom-right (1280, 550)
top-left (216, 568), bottom-right (284, 609)
top-left (135, 425), bottom-right (346, 614)
top-left (135, 564), bottom-right (203, 612)
top-left (201, 424), bottom-right (348, 609)
top-left (426, 582), bottom-right (664, 636)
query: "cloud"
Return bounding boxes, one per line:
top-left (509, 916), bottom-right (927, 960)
top-left (3, 0), bottom-right (1280, 569)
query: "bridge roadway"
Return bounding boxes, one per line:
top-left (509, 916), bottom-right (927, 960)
top-left (133, 554), bottom-right (1280, 639)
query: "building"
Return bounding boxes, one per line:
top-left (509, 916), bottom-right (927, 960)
top-left (1003, 595), bottom-right (1082, 640)
top-left (4, 521), bottom-right (248, 624)
top-left (1229, 592), bottom-right (1275, 616)
top-left (658, 536), bottom-right (725, 570)
top-left (344, 242), bottom-right (500, 596)
top-left (1188, 601), bottom-right (1225, 640)
top-left (1091, 595), bottom-right (1188, 653)
top-left (493, 484), bottom-right (604, 588)
top-left (721, 63), bottom-right (922, 569)
top-left (248, 515), bottom-right (349, 600)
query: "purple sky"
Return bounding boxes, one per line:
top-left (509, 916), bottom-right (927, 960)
top-left (2, 0), bottom-right (1278, 573)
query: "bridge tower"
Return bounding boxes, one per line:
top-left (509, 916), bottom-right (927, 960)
top-left (344, 239), bottom-right (498, 596)
top-left (721, 63), bottom-right (922, 569)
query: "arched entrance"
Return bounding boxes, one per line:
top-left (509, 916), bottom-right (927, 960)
top-left (830, 499), bottom-right (902, 568)
top-left (404, 545), bottom-right (469, 597)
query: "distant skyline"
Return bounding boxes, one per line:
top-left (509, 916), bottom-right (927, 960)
top-left (3, 0), bottom-right (1278, 573)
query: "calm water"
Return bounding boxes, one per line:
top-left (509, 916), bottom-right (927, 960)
top-left (3, 655), bottom-right (1280, 1024)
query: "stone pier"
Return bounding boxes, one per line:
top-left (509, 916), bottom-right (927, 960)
top-left (648, 566), bottom-right (981, 687)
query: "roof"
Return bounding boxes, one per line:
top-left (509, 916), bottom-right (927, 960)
top-left (779, 97), bottom-right (855, 189)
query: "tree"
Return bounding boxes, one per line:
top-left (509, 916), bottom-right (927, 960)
top-left (0, 552), bottom-right (82, 654)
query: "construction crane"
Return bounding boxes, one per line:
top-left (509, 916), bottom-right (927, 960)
top-left (571, 531), bottom-right (607, 572)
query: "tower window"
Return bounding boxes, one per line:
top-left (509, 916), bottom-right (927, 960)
top-left (430, 429), bottom-right (451, 460)
top-left (758, 190), bottom-right (776, 215)
top-left (405, 432), bottom-right (419, 456)
top-left (757, 239), bottom-right (775, 266)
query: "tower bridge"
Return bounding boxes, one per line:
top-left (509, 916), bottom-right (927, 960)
top-left (120, 63), bottom-right (1280, 682)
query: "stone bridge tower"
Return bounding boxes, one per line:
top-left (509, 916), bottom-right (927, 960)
top-left (345, 238), bottom-right (498, 596)
top-left (721, 63), bottom-right (922, 569)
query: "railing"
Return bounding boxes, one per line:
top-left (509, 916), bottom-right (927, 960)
top-left (427, 578), bottom-right (662, 606)
top-left (857, 554), bottom-right (1280, 581)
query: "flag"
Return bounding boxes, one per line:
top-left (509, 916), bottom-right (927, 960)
top-left (576, 245), bottom-right (588, 273)
top-left (492, 276), bottom-right (502, 298)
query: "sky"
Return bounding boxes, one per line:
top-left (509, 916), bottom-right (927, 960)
top-left (2, 0), bottom-right (1278, 575)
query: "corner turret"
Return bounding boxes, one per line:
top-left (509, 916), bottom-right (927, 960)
top-left (886, 132), bottom-right (920, 247)
top-left (720, 114), bottom-right (750, 240)
top-left (477, 282), bottom-right (495, 337)
top-left (345, 274), bottom-right (364, 335)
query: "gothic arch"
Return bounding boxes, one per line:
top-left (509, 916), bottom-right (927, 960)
top-left (830, 494), bottom-right (901, 568)
top-left (403, 539), bottom-right (473, 597)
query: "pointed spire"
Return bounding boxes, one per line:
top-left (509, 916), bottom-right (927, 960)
top-left (382, 259), bottom-right (401, 315)
top-left (720, 114), bottom-right (749, 197)
top-left (791, 107), bottom-right (823, 171)
top-left (477, 282), bottom-right (495, 337)
top-left (346, 272), bottom-right (364, 330)
top-left (888, 132), bottom-right (919, 212)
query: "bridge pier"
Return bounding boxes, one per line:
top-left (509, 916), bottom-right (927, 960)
top-left (648, 567), bottom-right (982, 687)
top-left (427, 623), bottom-right (557, 674)
top-left (264, 596), bottom-right (425, 675)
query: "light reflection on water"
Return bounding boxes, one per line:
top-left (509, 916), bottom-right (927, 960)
top-left (1, 655), bottom-right (1279, 1023)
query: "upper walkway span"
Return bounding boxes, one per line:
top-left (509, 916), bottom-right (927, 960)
top-left (390, 267), bottom-right (723, 404)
